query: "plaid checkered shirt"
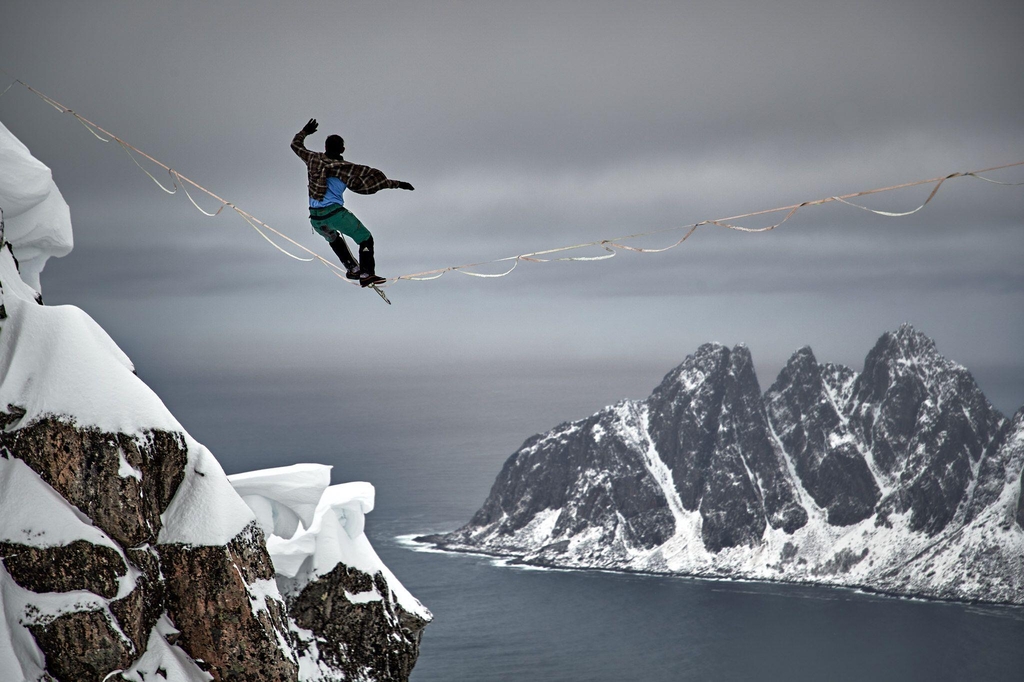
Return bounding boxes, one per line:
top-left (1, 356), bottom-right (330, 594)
top-left (291, 130), bottom-right (403, 200)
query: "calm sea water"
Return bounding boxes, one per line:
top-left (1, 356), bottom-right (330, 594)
top-left (380, 541), bottom-right (1024, 682)
top-left (151, 363), bottom-right (1024, 682)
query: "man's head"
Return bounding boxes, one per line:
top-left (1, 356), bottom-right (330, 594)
top-left (325, 135), bottom-right (345, 159)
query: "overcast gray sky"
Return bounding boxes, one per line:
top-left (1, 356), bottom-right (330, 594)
top-left (2, 0), bottom-right (1023, 417)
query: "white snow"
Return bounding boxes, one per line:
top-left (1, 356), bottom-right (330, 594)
top-left (228, 467), bottom-right (431, 621)
top-left (0, 564), bottom-right (46, 682)
top-left (632, 404), bottom-right (705, 556)
top-left (345, 588), bottom-right (384, 605)
top-left (243, 577), bottom-right (282, 617)
top-left (157, 441), bottom-right (255, 546)
top-left (509, 508), bottom-right (562, 549)
top-left (289, 623), bottom-right (335, 682)
top-left (118, 449), bottom-right (143, 481)
top-left (0, 249), bottom-right (184, 436)
top-left (0, 125), bottom-right (186, 437)
top-left (0, 119), bottom-right (73, 293)
top-left (227, 464), bottom-right (330, 539)
top-left (120, 615), bottom-right (212, 682)
top-left (0, 242), bottom-right (38, 304)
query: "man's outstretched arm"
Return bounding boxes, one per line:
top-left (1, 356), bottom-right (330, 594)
top-left (340, 162), bottom-right (415, 195)
top-left (290, 118), bottom-right (319, 162)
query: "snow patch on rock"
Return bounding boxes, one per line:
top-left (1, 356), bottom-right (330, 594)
top-left (0, 456), bottom-right (118, 550)
top-left (121, 615), bottom-right (213, 682)
top-left (157, 441), bottom-right (255, 546)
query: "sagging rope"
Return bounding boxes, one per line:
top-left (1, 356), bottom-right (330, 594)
top-left (0, 72), bottom-right (355, 284)
top-left (2, 71), bottom-right (1022, 288)
top-left (395, 165), bottom-right (1024, 282)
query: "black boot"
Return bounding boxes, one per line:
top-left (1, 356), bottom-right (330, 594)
top-left (358, 237), bottom-right (376, 276)
top-left (329, 236), bottom-right (361, 279)
top-left (357, 237), bottom-right (386, 287)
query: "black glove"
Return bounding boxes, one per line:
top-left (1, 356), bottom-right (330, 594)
top-left (395, 181), bottom-right (415, 191)
top-left (302, 118), bottom-right (319, 135)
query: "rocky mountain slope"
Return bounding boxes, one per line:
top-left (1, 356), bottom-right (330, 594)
top-left (423, 328), bottom-right (1024, 605)
top-left (0, 120), bottom-right (430, 681)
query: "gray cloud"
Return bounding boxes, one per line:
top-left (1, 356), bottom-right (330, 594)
top-left (2, 0), bottom-right (1022, 416)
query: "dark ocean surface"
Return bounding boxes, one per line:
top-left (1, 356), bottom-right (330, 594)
top-left (150, 362), bottom-right (1024, 682)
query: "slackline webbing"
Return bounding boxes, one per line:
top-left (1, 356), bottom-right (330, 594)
top-left (2, 71), bottom-right (1022, 289)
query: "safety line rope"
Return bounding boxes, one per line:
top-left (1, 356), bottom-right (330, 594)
top-left (0, 71), bottom-right (350, 279)
top-left (1, 71), bottom-right (1022, 289)
top-left (392, 165), bottom-right (1021, 282)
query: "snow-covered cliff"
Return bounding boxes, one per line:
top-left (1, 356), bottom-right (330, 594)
top-left (0, 121), bottom-right (429, 682)
top-left (424, 329), bottom-right (1024, 605)
top-left (0, 120), bottom-right (72, 294)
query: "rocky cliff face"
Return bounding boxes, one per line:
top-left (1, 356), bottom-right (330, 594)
top-left (0, 317), bottom-right (296, 680)
top-left (0, 242), bottom-right (430, 681)
top-left (0, 123), bottom-right (429, 681)
top-left (425, 326), bottom-right (1024, 605)
top-left (647, 344), bottom-right (808, 551)
top-left (766, 348), bottom-right (881, 527)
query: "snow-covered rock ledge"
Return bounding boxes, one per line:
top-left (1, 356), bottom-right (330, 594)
top-left (0, 120), bottom-right (429, 681)
top-left (227, 465), bottom-right (431, 682)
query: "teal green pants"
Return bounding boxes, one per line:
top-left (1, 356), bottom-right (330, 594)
top-left (309, 205), bottom-right (372, 244)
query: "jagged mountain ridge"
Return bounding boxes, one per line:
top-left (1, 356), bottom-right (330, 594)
top-left (424, 325), bottom-right (1024, 604)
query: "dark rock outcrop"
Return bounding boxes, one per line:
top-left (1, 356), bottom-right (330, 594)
top-left (646, 344), bottom-right (807, 551)
top-left (159, 522), bottom-right (297, 681)
top-left (0, 415), bottom-right (299, 681)
top-left (765, 347), bottom-right (880, 526)
top-left (0, 540), bottom-right (125, 598)
top-left (290, 565), bottom-right (429, 682)
top-left (848, 325), bottom-right (1006, 535)
top-left (27, 609), bottom-right (134, 682)
top-left (110, 546), bottom-right (165, 655)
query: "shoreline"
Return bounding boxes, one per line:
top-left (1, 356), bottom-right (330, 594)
top-left (395, 533), bottom-right (1024, 611)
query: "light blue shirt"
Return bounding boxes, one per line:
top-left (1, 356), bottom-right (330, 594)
top-left (309, 176), bottom-right (346, 208)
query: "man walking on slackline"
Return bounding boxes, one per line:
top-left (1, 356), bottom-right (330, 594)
top-left (291, 118), bottom-right (413, 287)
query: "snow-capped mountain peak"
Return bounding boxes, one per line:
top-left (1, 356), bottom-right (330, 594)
top-left (424, 328), bottom-right (1024, 605)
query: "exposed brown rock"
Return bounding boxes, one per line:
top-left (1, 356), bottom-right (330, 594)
top-left (290, 565), bottom-right (428, 682)
top-left (0, 417), bottom-right (188, 548)
top-left (110, 546), bottom-right (165, 654)
top-left (158, 521), bottom-right (297, 681)
top-left (27, 609), bottom-right (134, 682)
top-left (0, 540), bottom-right (126, 599)
top-left (1, 409), bottom-right (427, 680)
top-left (0, 403), bottom-right (26, 429)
